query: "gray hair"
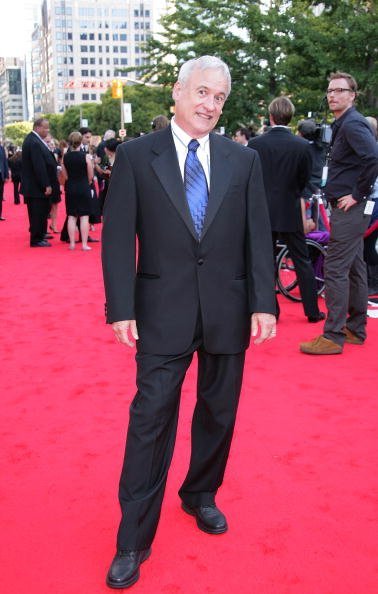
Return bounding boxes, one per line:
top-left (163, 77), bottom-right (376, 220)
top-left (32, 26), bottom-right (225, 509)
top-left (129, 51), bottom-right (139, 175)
top-left (103, 129), bottom-right (116, 141)
top-left (177, 56), bottom-right (231, 97)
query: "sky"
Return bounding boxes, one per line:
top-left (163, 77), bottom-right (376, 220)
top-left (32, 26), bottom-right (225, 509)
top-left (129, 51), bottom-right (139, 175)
top-left (0, 1), bottom-right (168, 59)
top-left (0, 0), bottom-right (40, 59)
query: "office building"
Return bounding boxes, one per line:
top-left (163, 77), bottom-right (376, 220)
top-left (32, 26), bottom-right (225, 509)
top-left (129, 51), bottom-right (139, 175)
top-left (31, 0), bottom-right (158, 114)
top-left (0, 57), bottom-right (28, 136)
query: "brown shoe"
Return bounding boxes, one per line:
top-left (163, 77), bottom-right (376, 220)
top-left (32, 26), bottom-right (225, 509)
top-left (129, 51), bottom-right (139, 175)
top-left (343, 327), bottom-right (364, 345)
top-left (300, 335), bottom-right (343, 355)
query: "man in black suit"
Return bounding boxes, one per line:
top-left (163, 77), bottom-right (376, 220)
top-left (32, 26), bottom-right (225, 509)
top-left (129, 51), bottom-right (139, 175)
top-left (102, 55), bottom-right (276, 589)
top-left (21, 118), bottom-right (60, 247)
top-left (249, 97), bottom-right (324, 322)
top-left (0, 142), bottom-right (9, 220)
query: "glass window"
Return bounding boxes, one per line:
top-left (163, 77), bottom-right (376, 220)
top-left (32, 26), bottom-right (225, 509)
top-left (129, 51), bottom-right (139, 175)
top-left (89, 46), bottom-right (95, 52)
top-left (90, 58), bottom-right (95, 64)
top-left (90, 70), bottom-right (96, 76)
top-left (89, 33), bottom-right (95, 40)
top-left (81, 58), bottom-right (88, 64)
top-left (120, 34), bottom-right (127, 41)
top-left (120, 58), bottom-right (127, 65)
top-left (113, 58), bottom-right (119, 65)
top-left (82, 93), bottom-right (89, 100)
top-left (69, 69), bottom-right (74, 76)
top-left (81, 46), bottom-right (88, 52)
top-left (91, 94), bottom-right (96, 100)
top-left (79, 8), bottom-right (95, 17)
top-left (120, 46), bottom-right (127, 53)
top-left (113, 34), bottom-right (119, 41)
top-left (81, 69), bottom-right (89, 76)
top-left (113, 47), bottom-right (119, 53)
top-left (80, 33), bottom-right (88, 40)
top-left (112, 9), bottom-right (126, 17)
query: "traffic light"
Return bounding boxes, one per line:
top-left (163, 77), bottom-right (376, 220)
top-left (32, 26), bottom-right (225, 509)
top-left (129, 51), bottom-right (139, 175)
top-left (111, 79), bottom-right (123, 99)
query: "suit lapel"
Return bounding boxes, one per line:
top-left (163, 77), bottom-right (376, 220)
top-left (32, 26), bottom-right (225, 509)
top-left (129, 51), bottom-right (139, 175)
top-left (151, 127), bottom-right (198, 241)
top-left (200, 133), bottom-right (232, 240)
top-left (151, 129), bottom-right (232, 242)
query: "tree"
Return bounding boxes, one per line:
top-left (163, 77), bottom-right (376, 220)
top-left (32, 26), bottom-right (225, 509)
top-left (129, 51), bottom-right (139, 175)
top-left (4, 121), bottom-right (32, 147)
top-left (142, 0), bottom-right (378, 132)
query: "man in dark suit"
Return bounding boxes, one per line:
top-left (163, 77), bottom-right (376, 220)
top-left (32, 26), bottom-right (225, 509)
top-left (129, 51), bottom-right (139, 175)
top-left (21, 118), bottom-right (60, 247)
top-left (102, 56), bottom-right (276, 589)
top-left (249, 97), bottom-right (324, 322)
top-left (0, 142), bottom-right (9, 220)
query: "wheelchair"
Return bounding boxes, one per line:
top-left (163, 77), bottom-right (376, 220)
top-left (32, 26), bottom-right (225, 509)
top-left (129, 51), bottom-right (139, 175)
top-left (276, 194), bottom-right (378, 303)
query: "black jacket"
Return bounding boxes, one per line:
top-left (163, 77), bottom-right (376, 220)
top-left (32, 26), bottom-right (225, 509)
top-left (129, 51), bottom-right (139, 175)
top-left (249, 127), bottom-right (312, 232)
top-left (102, 126), bottom-right (276, 355)
top-left (21, 132), bottom-right (60, 200)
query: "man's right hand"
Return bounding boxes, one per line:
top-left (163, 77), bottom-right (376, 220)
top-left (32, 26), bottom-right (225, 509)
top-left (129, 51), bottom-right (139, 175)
top-left (44, 185), bottom-right (52, 196)
top-left (112, 320), bottom-right (139, 347)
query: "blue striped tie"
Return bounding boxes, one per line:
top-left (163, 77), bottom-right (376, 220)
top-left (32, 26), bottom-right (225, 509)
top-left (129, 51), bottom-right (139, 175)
top-left (184, 139), bottom-right (209, 238)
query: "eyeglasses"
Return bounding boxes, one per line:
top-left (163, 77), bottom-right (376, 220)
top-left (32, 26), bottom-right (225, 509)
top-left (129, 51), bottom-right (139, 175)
top-left (326, 88), bottom-right (354, 96)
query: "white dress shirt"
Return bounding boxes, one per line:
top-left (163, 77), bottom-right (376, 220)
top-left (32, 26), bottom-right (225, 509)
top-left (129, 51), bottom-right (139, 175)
top-left (171, 117), bottom-right (211, 189)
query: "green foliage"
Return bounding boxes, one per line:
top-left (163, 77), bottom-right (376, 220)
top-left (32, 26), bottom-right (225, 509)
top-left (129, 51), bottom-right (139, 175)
top-left (44, 85), bottom-right (171, 140)
top-left (141, 0), bottom-right (378, 132)
top-left (4, 121), bottom-right (32, 147)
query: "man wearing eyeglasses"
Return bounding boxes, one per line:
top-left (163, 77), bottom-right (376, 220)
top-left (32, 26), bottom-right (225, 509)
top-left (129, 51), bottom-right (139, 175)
top-left (300, 71), bottom-right (378, 355)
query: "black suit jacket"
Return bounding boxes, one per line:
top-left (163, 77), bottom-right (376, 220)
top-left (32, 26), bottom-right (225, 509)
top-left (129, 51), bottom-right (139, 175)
top-left (102, 126), bottom-right (276, 355)
top-left (249, 127), bottom-right (312, 232)
top-left (21, 132), bottom-right (60, 200)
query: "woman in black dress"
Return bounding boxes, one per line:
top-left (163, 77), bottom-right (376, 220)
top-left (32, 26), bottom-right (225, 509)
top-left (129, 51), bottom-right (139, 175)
top-left (62, 131), bottom-right (94, 251)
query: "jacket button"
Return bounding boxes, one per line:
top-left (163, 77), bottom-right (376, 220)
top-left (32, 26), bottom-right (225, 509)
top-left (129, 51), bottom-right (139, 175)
top-left (197, 258), bottom-right (204, 265)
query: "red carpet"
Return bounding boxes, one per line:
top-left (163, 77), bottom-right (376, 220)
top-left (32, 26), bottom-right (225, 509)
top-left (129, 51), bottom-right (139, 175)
top-left (1, 180), bottom-right (377, 594)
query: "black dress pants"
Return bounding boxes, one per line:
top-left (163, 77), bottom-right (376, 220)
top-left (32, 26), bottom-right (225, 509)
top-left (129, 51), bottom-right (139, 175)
top-left (116, 329), bottom-right (246, 552)
top-left (273, 230), bottom-right (320, 318)
top-left (27, 196), bottom-right (50, 245)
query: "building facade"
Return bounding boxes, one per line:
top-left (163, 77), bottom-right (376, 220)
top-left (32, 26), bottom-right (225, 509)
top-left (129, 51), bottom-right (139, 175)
top-left (0, 57), bottom-right (28, 136)
top-left (31, 0), bottom-right (157, 115)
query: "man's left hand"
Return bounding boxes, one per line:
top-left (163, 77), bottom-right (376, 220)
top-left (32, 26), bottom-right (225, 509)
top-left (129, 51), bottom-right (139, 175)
top-left (251, 313), bottom-right (277, 344)
top-left (337, 194), bottom-right (357, 211)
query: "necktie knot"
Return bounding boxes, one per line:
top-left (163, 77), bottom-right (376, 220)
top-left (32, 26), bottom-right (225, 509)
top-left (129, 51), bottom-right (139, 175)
top-left (188, 139), bottom-right (200, 152)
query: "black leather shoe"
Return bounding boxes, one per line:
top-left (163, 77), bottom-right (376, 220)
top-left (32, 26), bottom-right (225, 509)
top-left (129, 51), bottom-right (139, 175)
top-left (44, 234), bottom-right (54, 239)
top-left (106, 548), bottom-right (151, 589)
top-left (0, 217), bottom-right (5, 221)
top-left (181, 502), bottom-right (228, 534)
top-left (87, 236), bottom-right (99, 243)
top-left (30, 241), bottom-right (52, 247)
top-left (308, 312), bottom-right (326, 323)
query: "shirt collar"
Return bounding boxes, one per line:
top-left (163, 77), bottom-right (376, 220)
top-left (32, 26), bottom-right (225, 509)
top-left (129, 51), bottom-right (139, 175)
top-left (171, 117), bottom-right (209, 150)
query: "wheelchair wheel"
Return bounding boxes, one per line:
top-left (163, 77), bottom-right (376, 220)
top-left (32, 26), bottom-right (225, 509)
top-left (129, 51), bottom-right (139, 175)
top-left (277, 239), bottom-right (327, 302)
top-left (364, 227), bottom-right (378, 265)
